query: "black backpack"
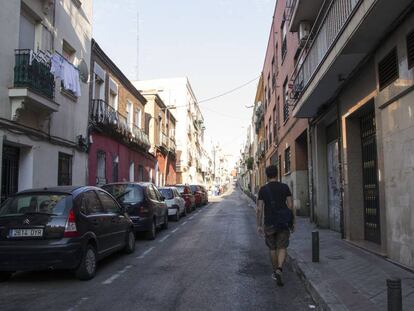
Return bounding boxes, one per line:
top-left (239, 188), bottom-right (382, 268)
top-left (264, 184), bottom-right (293, 231)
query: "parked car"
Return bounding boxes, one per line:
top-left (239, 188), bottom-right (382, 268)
top-left (198, 185), bottom-right (209, 205)
top-left (0, 186), bottom-right (135, 281)
top-left (159, 187), bottom-right (186, 221)
top-left (174, 185), bottom-right (196, 213)
top-left (102, 182), bottom-right (168, 240)
top-left (189, 185), bottom-right (203, 207)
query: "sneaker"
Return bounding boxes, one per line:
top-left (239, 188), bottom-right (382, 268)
top-left (271, 271), bottom-right (278, 281)
top-left (275, 269), bottom-right (284, 287)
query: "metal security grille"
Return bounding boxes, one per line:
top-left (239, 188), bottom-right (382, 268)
top-left (360, 111), bottom-right (381, 244)
top-left (407, 30), bottom-right (414, 69)
top-left (378, 48), bottom-right (399, 90)
top-left (1, 146), bottom-right (20, 203)
top-left (58, 153), bottom-right (72, 186)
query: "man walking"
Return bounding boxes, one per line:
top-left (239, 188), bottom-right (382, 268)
top-left (256, 165), bottom-right (295, 286)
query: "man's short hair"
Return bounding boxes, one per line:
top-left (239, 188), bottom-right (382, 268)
top-left (266, 165), bottom-right (278, 179)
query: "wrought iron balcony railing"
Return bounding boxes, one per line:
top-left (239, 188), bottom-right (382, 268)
top-left (292, 0), bottom-right (360, 102)
top-left (13, 49), bottom-right (55, 99)
top-left (90, 99), bottom-right (119, 126)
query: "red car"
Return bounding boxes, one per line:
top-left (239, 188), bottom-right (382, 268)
top-left (174, 185), bottom-right (196, 213)
top-left (189, 185), bottom-right (204, 207)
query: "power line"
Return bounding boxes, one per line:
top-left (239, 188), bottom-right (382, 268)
top-left (198, 75), bottom-right (260, 104)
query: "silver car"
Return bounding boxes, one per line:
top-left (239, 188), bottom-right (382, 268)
top-left (159, 187), bottom-right (186, 221)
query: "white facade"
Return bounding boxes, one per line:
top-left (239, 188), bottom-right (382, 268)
top-left (0, 0), bottom-right (92, 201)
top-left (133, 78), bottom-right (205, 185)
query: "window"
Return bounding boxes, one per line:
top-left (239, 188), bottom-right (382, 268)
top-left (94, 75), bottom-right (105, 100)
top-left (283, 79), bottom-right (289, 122)
top-left (147, 185), bottom-right (157, 200)
top-left (126, 101), bottom-right (133, 131)
top-left (273, 107), bottom-right (277, 140)
top-left (264, 86), bottom-right (267, 110)
top-left (62, 40), bottom-right (75, 63)
top-left (284, 147), bottom-right (291, 174)
top-left (278, 155), bottom-right (282, 181)
top-left (378, 48), bottom-right (399, 90)
top-left (407, 30), bottom-right (414, 69)
top-left (112, 156), bottom-right (118, 182)
top-left (58, 153), bottom-right (72, 186)
top-left (269, 117), bottom-right (272, 146)
top-left (129, 162), bottom-right (135, 182)
top-left (135, 108), bottom-right (142, 128)
top-left (138, 165), bottom-right (144, 182)
top-left (96, 151), bottom-right (106, 186)
top-left (265, 125), bottom-right (268, 150)
top-left (97, 191), bottom-right (120, 213)
top-left (281, 21), bottom-right (287, 62)
top-left (267, 74), bottom-right (271, 101)
top-left (77, 191), bottom-right (103, 215)
top-left (19, 11), bottom-right (36, 50)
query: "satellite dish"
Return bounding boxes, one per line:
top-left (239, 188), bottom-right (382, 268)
top-left (78, 59), bottom-right (89, 83)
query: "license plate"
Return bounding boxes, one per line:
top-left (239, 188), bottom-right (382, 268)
top-left (9, 228), bottom-right (43, 238)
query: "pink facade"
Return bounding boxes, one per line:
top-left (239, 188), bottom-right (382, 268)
top-left (88, 133), bottom-right (155, 186)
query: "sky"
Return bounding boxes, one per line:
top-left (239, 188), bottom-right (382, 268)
top-left (93, 0), bottom-right (275, 167)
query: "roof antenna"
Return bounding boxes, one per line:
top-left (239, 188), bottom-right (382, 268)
top-left (136, 9), bottom-right (140, 80)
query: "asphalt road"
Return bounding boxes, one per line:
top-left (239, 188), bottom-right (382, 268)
top-left (0, 186), bottom-right (316, 311)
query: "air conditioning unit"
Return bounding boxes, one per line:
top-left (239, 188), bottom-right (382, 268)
top-left (299, 22), bottom-right (311, 41)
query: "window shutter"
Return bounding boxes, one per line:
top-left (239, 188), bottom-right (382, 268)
top-left (378, 48), bottom-right (399, 90)
top-left (407, 30), bottom-right (414, 69)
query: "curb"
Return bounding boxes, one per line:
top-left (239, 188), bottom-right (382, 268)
top-left (286, 253), bottom-right (333, 311)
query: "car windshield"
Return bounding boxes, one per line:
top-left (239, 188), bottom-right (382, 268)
top-left (176, 186), bottom-right (185, 194)
top-left (0, 193), bottom-right (70, 216)
top-left (103, 184), bottom-right (144, 204)
top-left (159, 189), bottom-right (174, 200)
top-left (190, 185), bottom-right (198, 192)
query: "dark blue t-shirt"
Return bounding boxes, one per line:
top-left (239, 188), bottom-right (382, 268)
top-left (258, 181), bottom-right (292, 227)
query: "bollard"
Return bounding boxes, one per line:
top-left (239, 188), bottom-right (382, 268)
top-left (387, 278), bottom-right (402, 311)
top-left (312, 230), bottom-right (319, 263)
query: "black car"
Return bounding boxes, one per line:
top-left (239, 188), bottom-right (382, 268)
top-left (102, 182), bottom-right (168, 240)
top-left (0, 186), bottom-right (136, 281)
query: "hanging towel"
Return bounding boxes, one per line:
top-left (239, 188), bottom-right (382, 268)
top-left (50, 53), bottom-right (64, 80)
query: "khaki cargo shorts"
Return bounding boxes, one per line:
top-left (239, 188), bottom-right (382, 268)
top-left (265, 229), bottom-right (290, 250)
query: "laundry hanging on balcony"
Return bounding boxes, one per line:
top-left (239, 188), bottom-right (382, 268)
top-left (50, 53), bottom-right (81, 97)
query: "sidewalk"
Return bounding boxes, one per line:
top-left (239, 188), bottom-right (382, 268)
top-left (288, 218), bottom-right (414, 310)
top-left (240, 190), bottom-right (414, 310)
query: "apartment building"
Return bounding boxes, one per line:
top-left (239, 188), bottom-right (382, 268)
top-left (262, 0), bottom-right (310, 216)
top-left (140, 91), bottom-right (177, 186)
top-left (88, 40), bottom-right (154, 186)
top-left (253, 75), bottom-right (266, 194)
top-left (0, 0), bottom-right (92, 201)
top-left (133, 78), bottom-right (207, 185)
top-left (290, 0), bottom-right (414, 268)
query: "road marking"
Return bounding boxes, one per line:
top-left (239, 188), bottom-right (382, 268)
top-left (67, 297), bottom-right (88, 311)
top-left (181, 221), bottom-right (188, 226)
top-left (136, 246), bottom-right (155, 259)
top-left (189, 215), bottom-right (195, 220)
top-left (172, 228), bottom-right (179, 233)
top-left (159, 234), bottom-right (171, 243)
top-left (102, 265), bottom-right (132, 285)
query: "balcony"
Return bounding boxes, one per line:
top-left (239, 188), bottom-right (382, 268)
top-left (9, 49), bottom-right (58, 120)
top-left (161, 132), bottom-right (169, 148)
top-left (90, 99), bottom-right (150, 151)
top-left (291, 0), bottom-right (413, 117)
top-left (169, 138), bottom-right (176, 152)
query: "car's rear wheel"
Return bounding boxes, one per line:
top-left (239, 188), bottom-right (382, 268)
top-left (0, 272), bottom-right (13, 282)
top-left (124, 230), bottom-right (136, 254)
top-left (146, 220), bottom-right (156, 240)
top-left (75, 244), bottom-right (97, 281)
top-left (162, 214), bottom-right (169, 229)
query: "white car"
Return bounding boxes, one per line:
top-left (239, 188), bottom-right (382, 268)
top-left (159, 187), bottom-right (186, 221)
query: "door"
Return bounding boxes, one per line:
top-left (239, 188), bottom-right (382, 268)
top-left (327, 141), bottom-right (341, 232)
top-left (97, 190), bottom-right (126, 250)
top-left (80, 191), bottom-right (109, 253)
top-left (360, 111), bottom-right (381, 244)
top-left (1, 146), bottom-right (20, 203)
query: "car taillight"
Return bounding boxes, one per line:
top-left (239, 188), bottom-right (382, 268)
top-left (64, 209), bottom-right (79, 238)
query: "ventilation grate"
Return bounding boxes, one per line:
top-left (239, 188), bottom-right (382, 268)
top-left (378, 48), bottom-right (399, 90)
top-left (407, 30), bottom-right (414, 69)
